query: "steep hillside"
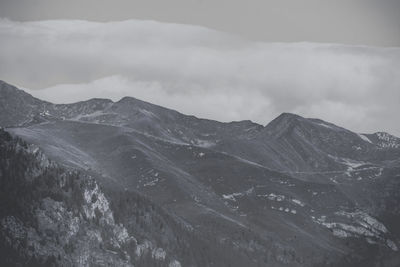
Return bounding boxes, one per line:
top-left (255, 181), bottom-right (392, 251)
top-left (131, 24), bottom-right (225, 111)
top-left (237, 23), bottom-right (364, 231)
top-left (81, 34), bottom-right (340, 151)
top-left (0, 129), bottom-right (268, 266)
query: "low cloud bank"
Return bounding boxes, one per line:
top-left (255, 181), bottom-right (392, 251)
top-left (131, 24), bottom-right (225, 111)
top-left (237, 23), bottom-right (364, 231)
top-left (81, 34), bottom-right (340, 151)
top-left (1, 19), bottom-right (399, 135)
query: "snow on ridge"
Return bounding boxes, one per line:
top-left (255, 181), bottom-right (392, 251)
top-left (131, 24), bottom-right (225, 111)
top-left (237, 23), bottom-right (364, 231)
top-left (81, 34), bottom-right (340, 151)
top-left (358, 133), bottom-right (372, 144)
top-left (139, 108), bottom-right (158, 119)
top-left (317, 122), bottom-right (334, 129)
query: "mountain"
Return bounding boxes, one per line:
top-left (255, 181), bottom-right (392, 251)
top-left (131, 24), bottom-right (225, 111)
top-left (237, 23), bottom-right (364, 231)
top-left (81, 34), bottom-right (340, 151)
top-left (1, 80), bottom-right (400, 266)
top-left (0, 129), bottom-right (264, 267)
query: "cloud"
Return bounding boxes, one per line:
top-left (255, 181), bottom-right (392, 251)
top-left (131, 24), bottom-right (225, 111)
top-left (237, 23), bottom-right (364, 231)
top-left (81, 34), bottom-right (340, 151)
top-left (1, 18), bottom-right (400, 135)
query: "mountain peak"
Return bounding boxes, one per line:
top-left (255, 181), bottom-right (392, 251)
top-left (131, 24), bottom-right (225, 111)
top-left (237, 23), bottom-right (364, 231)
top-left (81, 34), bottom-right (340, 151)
top-left (272, 112), bottom-right (304, 122)
top-left (277, 112), bottom-right (303, 119)
top-left (0, 81), bottom-right (49, 127)
top-left (261, 112), bottom-right (352, 141)
top-left (117, 96), bottom-right (140, 103)
top-left (116, 96), bottom-right (162, 110)
top-left (262, 112), bottom-right (305, 135)
top-left (0, 80), bottom-right (46, 103)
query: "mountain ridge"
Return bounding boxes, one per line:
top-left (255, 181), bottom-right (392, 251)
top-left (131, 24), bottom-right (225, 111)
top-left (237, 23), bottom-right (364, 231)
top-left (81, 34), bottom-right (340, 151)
top-left (1, 80), bottom-right (398, 139)
top-left (1, 80), bottom-right (400, 266)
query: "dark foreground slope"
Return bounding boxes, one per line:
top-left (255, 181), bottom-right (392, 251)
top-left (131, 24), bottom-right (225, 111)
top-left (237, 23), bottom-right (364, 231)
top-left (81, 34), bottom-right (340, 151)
top-left (0, 129), bottom-right (270, 266)
top-left (1, 80), bottom-right (400, 266)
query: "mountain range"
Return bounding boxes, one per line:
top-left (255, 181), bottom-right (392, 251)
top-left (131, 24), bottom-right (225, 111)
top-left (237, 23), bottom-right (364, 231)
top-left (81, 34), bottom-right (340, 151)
top-left (1, 80), bottom-right (400, 266)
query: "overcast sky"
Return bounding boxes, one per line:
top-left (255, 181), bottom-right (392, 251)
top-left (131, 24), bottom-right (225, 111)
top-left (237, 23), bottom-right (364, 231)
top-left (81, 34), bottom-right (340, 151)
top-left (1, 0), bottom-right (400, 46)
top-left (0, 1), bottom-right (399, 136)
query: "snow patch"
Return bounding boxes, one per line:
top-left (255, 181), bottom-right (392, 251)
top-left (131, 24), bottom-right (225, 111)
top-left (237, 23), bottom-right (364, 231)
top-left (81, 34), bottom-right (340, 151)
top-left (341, 158), bottom-right (366, 169)
top-left (292, 199), bottom-right (305, 207)
top-left (317, 122), bottom-right (333, 129)
top-left (223, 192), bottom-right (243, 202)
top-left (313, 210), bottom-right (397, 251)
top-left (375, 132), bottom-right (400, 149)
top-left (358, 133), bottom-right (372, 144)
top-left (144, 178), bottom-right (159, 187)
top-left (195, 139), bottom-right (214, 148)
top-left (139, 108), bottom-right (158, 118)
top-left (258, 193), bottom-right (285, 202)
top-left (223, 187), bottom-right (253, 202)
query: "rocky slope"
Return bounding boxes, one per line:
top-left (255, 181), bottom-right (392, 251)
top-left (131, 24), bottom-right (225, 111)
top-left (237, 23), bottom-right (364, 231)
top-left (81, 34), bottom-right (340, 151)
top-left (0, 129), bottom-right (267, 266)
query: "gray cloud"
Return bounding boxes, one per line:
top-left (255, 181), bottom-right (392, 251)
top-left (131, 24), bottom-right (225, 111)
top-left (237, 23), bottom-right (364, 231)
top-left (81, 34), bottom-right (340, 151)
top-left (0, 19), bottom-right (399, 136)
top-left (1, 0), bottom-right (400, 46)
